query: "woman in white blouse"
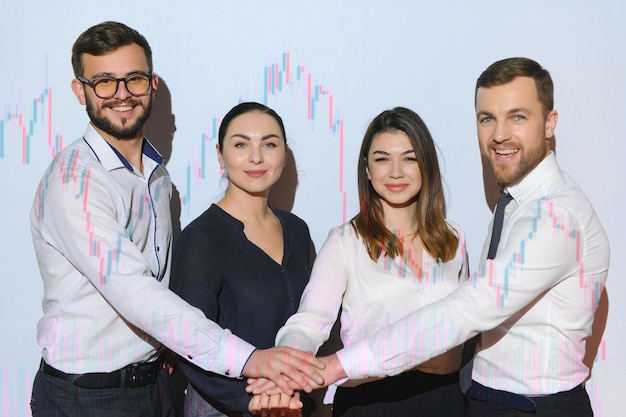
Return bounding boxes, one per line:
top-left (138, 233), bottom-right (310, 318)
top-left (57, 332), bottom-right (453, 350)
top-left (275, 107), bottom-right (469, 417)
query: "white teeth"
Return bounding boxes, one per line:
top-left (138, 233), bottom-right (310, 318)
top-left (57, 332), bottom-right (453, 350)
top-left (496, 149), bottom-right (518, 155)
top-left (112, 106), bottom-right (132, 112)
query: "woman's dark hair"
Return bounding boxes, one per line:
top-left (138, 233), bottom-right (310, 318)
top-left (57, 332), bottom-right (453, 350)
top-left (218, 102), bottom-right (286, 151)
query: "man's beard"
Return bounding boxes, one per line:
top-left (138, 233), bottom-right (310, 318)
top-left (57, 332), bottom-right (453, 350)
top-left (482, 142), bottom-right (547, 189)
top-left (86, 95), bottom-right (153, 140)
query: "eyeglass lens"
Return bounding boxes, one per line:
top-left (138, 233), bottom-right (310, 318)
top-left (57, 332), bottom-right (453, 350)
top-left (93, 74), bottom-right (151, 98)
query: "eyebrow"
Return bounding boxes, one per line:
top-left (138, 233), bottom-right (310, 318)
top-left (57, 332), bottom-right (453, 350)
top-left (229, 133), bottom-right (282, 141)
top-left (371, 149), bottom-right (416, 155)
top-left (90, 70), bottom-right (149, 78)
top-left (476, 107), bottom-right (530, 119)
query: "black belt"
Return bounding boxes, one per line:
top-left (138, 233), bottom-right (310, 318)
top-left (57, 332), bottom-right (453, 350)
top-left (469, 380), bottom-right (585, 413)
top-left (40, 359), bottom-right (160, 389)
top-left (469, 380), bottom-right (536, 412)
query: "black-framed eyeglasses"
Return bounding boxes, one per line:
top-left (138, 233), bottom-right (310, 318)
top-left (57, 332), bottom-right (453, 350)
top-left (77, 72), bottom-right (153, 99)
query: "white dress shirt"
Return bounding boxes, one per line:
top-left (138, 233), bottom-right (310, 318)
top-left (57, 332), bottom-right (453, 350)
top-left (336, 152), bottom-right (609, 395)
top-left (31, 124), bottom-right (255, 375)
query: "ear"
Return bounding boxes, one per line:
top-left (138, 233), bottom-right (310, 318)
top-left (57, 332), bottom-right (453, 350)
top-left (71, 78), bottom-right (86, 105)
top-left (216, 143), bottom-right (224, 168)
top-left (544, 110), bottom-right (558, 139)
top-left (365, 157), bottom-right (371, 180)
top-left (151, 73), bottom-right (159, 101)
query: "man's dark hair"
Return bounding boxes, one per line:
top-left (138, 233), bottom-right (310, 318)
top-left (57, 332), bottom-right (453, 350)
top-left (71, 21), bottom-right (153, 77)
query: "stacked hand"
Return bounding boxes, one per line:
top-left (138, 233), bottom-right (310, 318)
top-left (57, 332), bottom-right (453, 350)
top-left (242, 347), bottom-right (326, 396)
top-left (249, 391), bottom-right (303, 417)
top-left (245, 354), bottom-right (348, 416)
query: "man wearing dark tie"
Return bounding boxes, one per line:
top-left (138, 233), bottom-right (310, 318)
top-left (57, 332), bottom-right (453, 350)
top-left (274, 57), bottom-right (609, 416)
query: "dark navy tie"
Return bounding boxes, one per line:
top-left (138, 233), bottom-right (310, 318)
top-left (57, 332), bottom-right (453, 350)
top-left (486, 192), bottom-right (514, 260)
top-left (460, 191), bottom-right (514, 393)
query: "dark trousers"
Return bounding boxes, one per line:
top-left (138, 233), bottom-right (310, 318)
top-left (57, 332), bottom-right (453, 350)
top-left (30, 367), bottom-right (177, 417)
top-left (467, 384), bottom-right (593, 417)
top-left (333, 369), bottom-right (466, 417)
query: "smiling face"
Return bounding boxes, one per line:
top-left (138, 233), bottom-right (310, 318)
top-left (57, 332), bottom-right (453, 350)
top-left (71, 43), bottom-right (157, 141)
top-left (366, 130), bottom-right (422, 211)
top-left (476, 76), bottom-right (557, 189)
top-left (217, 110), bottom-right (287, 197)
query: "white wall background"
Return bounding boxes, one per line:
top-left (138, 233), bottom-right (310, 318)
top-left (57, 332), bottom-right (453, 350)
top-left (1, 1), bottom-right (624, 416)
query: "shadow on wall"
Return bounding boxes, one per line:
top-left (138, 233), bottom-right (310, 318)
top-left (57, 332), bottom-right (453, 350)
top-left (269, 146), bottom-right (298, 212)
top-left (143, 75), bottom-right (182, 243)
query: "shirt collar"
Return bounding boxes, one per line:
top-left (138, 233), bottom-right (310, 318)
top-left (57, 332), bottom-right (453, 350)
top-left (82, 123), bottom-right (164, 173)
top-left (505, 151), bottom-right (560, 203)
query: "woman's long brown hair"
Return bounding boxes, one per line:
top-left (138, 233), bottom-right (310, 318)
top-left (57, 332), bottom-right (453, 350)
top-left (351, 107), bottom-right (458, 262)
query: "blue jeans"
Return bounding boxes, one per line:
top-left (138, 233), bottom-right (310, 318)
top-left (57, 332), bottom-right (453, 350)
top-left (30, 367), bottom-right (176, 417)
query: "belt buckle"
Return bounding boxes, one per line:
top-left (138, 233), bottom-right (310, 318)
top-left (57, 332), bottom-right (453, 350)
top-left (129, 364), bottom-right (138, 388)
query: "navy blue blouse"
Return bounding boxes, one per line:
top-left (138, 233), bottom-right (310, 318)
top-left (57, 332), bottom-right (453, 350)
top-left (171, 204), bottom-right (313, 415)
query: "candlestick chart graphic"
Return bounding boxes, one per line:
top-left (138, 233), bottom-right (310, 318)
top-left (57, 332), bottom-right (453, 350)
top-left (1, 51), bottom-right (348, 224)
top-left (0, 62), bottom-right (63, 165)
top-left (179, 51), bottom-right (348, 222)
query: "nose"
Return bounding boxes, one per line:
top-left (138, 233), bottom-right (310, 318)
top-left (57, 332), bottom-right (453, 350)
top-left (113, 79), bottom-right (133, 99)
top-left (389, 158), bottom-right (404, 178)
top-left (250, 144), bottom-right (263, 164)
top-left (492, 122), bottom-right (510, 143)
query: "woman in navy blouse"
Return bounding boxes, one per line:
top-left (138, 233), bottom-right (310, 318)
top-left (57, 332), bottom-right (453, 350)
top-left (171, 102), bottom-right (314, 417)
